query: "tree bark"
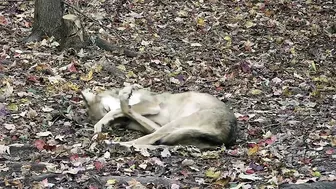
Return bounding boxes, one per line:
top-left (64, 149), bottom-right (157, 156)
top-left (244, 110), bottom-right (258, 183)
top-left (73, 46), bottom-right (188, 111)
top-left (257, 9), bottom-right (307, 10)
top-left (24, 0), bottom-right (65, 43)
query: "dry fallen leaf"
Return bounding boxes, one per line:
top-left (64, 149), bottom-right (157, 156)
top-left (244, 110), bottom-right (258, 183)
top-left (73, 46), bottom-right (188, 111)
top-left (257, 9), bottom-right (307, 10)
top-left (1, 1), bottom-right (335, 188)
top-left (36, 131), bottom-right (53, 137)
top-left (80, 70), bottom-right (94, 81)
top-left (205, 167), bottom-right (221, 179)
top-left (4, 123), bottom-right (15, 130)
top-left (0, 145), bottom-right (10, 155)
top-left (247, 145), bottom-right (259, 156)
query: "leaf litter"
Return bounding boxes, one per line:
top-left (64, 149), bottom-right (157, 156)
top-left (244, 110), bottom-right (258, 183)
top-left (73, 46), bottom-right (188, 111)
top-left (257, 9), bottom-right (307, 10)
top-left (0, 0), bottom-right (336, 188)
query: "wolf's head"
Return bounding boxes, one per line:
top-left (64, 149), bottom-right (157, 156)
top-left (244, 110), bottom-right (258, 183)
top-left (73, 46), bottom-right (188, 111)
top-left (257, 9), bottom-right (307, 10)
top-left (81, 88), bottom-right (144, 122)
top-left (81, 89), bottom-right (121, 122)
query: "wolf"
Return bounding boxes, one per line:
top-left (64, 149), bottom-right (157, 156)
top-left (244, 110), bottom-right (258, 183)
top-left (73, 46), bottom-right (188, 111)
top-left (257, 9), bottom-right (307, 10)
top-left (81, 85), bottom-right (238, 149)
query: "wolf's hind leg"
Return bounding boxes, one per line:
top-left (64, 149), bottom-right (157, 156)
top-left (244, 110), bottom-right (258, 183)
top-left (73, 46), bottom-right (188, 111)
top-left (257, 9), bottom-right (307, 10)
top-left (119, 87), bottom-right (161, 133)
top-left (158, 127), bottom-right (222, 148)
top-left (120, 126), bottom-right (219, 148)
top-left (126, 109), bottom-right (161, 133)
top-left (119, 109), bottom-right (234, 147)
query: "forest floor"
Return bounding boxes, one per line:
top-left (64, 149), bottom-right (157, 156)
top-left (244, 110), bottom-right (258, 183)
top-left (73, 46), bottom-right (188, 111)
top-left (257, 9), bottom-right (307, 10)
top-left (0, 0), bottom-right (335, 188)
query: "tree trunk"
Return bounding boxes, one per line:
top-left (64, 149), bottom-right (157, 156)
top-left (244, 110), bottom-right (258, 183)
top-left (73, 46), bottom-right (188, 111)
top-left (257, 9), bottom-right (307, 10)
top-left (24, 0), bottom-right (64, 43)
top-left (22, 0), bottom-right (136, 53)
top-left (24, 0), bottom-right (90, 50)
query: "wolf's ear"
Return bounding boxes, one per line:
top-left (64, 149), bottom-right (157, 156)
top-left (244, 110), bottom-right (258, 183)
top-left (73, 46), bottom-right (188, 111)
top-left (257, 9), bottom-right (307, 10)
top-left (81, 89), bottom-right (96, 105)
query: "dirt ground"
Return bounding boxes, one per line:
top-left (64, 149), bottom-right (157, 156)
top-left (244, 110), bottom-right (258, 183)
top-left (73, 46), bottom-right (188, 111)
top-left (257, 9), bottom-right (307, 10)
top-left (0, 0), bottom-right (335, 188)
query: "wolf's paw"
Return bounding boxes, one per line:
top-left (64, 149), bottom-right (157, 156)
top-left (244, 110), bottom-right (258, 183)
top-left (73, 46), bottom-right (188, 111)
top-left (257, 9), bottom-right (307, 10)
top-left (93, 122), bottom-right (104, 133)
top-left (91, 133), bottom-right (99, 141)
top-left (119, 86), bottom-right (133, 113)
top-left (118, 86), bottom-right (133, 101)
top-left (94, 125), bottom-right (102, 133)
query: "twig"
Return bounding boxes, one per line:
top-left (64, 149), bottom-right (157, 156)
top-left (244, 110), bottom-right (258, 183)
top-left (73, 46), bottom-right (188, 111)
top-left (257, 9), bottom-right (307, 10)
top-left (62, 1), bottom-right (126, 42)
top-left (29, 173), bottom-right (60, 182)
top-left (301, 116), bottom-right (314, 163)
top-left (91, 175), bottom-right (104, 187)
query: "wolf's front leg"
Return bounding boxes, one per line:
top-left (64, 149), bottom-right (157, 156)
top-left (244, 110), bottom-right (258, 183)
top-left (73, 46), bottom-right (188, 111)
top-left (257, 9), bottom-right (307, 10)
top-left (93, 109), bottom-right (124, 133)
top-left (118, 86), bottom-right (161, 133)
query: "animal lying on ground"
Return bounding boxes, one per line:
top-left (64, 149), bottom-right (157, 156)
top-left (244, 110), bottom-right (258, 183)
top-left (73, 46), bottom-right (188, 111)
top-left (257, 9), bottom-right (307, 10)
top-left (81, 85), bottom-right (238, 149)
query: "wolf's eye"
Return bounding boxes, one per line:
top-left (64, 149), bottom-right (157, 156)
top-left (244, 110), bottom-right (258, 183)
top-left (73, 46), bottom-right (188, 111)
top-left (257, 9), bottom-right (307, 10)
top-left (103, 106), bottom-right (110, 113)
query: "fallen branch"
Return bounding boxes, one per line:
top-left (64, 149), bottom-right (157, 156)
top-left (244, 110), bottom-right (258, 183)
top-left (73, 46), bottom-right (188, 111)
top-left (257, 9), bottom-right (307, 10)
top-left (91, 36), bottom-right (139, 58)
top-left (279, 181), bottom-right (336, 189)
top-left (0, 173), bottom-right (61, 186)
top-left (0, 161), bottom-right (48, 177)
top-left (100, 175), bottom-right (183, 187)
top-left (28, 173), bottom-right (60, 182)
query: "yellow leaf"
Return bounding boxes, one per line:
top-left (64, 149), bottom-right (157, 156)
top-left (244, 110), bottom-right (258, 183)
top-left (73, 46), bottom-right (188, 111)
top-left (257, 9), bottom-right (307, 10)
top-left (106, 179), bottom-right (117, 185)
top-left (329, 119), bottom-right (336, 126)
top-left (8, 103), bottom-right (19, 112)
top-left (139, 46), bottom-right (145, 52)
top-left (11, 179), bottom-right (22, 186)
top-left (276, 37), bottom-right (283, 44)
top-left (66, 82), bottom-right (79, 92)
top-left (247, 145), bottom-right (259, 156)
top-left (95, 64), bottom-right (103, 72)
top-left (265, 10), bottom-right (273, 17)
top-left (130, 164), bottom-right (136, 169)
top-left (197, 17), bottom-right (205, 26)
top-left (4, 178), bottom-right (9, 186)
top-left (214, 177), bottom-right (230, 186)
top-left (20, 98), bottom-right (30, 103)
top-left (224, 35), bottom-right (232, 47)
top-left (312, 76), bottom-right (328, 83)
top-left (205, 167), bottom-right (221, 179)
top-left (245, 21), bottom-right (255, 28)
top-left (282, 87), bottom-right (292, 97)
top-left (126, 71), bottom-right (136, 78)
top-left (310, 89), bottom-right (320, 98)
top-left (310, 61), bottom-right (317, 72)
top-left (80, 70), bottom-right (93, 81)
top-left (312, 171), bottom-right (321, 177)
top-left (177, 10), bottom-right (188, 17)
top-left (127, 179), bottom-right (145, 188)
top-left (96, 133), bottom-right (109, 141)
top-left (290, 47), bottom-right (296, 55)
top-left (117, 65), bottom-right (126, 71)
top-left (224, 36), bottom-right (231, 41)
top-left (326, 49), bottom-right (332, 56)
top-left (36, 65), bottom-right (43, 71)
top-left (330, 136), bottom-right (336, 147)
top-left (250, 89), bottom-right (262, 95)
